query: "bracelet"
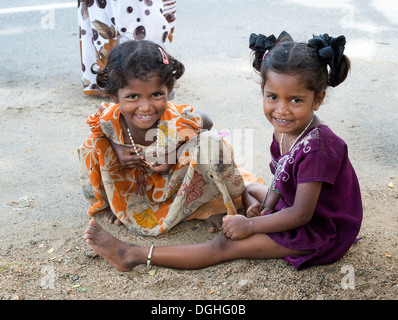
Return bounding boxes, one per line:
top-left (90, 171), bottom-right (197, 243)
top-left (147, 245), bottom-right (154, 270)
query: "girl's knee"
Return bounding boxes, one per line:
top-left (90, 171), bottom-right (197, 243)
top-left (245, 182), bottom-right (266, 193)
top-left (210, 234), bottom-right (233, 253)
top-left (244, 182), bottom-right (268, 200)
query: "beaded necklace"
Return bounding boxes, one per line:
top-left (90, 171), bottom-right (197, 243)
top-left (125, 119), bottom-right (160, 166)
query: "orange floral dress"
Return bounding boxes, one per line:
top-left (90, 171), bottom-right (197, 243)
top-left (78, 102), bottom-right (261, 236)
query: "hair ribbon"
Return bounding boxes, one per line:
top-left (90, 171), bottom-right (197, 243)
top-left (308, 34), bottom-right (346, 71)
top-left (249, 31), bottom-right (292, 60)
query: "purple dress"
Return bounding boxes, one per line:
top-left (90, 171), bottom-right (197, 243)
top-left (266, 125), bottom-right (363, 270)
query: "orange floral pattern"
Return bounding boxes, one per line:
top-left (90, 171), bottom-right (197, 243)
top-left (184, 171), bottom-right (205, 206)
top-left (78, 102), bottom-right (262, 236)
top-left (134, 208), bottom-right (159, 229)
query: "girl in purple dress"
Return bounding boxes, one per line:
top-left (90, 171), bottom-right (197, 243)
top-left (84, 31), bottom-right (363, 272)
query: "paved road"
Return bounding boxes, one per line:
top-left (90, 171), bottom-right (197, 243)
top-left (1, 0), bottom-right (397, 237)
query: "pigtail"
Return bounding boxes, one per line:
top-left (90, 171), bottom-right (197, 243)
top-left (251, 50), bottom-right (264, 73)
top-left (169, 56), bottom-right (185, 80)
top-left (308, 34), bottom-right (351, 87)
top-left (249, 31), bottom-right (293, 73)
top-left (329, 54), bottom-right (350, 87)
top-left (249, 33), bottom-right (268, 72)
top-left (94, 67), bottom-right (109, 89)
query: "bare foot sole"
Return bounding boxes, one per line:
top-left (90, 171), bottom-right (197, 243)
top-left (104, 210), bottom-right (123, 226)
top-left (203, 213), bottom-right (225, 233)
top-left (84, 219), bottom-right (140, 271)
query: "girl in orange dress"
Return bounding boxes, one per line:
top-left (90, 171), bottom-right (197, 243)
top-left (78, 40), bottom-right (261, 236)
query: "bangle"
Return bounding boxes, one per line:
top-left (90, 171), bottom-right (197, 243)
top-left (147, 245), bottom-right (154, 270)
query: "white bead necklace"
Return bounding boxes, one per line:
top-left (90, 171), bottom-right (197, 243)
top-left (279, 115), bottom-right (315, 155)
top-left (126, 121), bottom-right (160, 166)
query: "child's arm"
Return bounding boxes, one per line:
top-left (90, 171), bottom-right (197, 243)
top-left (148, 151), bottom-right (177, 175)
top-left (108, 111), bottom-right (211, 171)
top-left (243, 183), bottom-right (281, 217)
top-left (252, 181), bottom-right (322, 233)
top-left (223, 181), bottom-right (323, 240)
top-left (108, 138), bottom-right (146, 168)
top-left (151, 111), bottom-right (212, 174)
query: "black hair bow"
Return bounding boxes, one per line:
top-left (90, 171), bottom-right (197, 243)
top-left (308, 34), bottom-right (346, 71)
top-left (249, 31), bottom-right (292, 54)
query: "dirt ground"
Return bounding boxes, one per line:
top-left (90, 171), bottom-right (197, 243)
top-left (1, 0), bottom-right (397, 302)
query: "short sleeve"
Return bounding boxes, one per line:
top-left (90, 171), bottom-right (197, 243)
top-left (175, 105), bottom-right (202, 143)
top-left (161, 103), bottom-right (202, 145)
top-left (296, 149), bottom-right (344, 185)
top-left (86, 102), bottom-right (110, 137)
top-left (86, 102), bottom-right (124, 144)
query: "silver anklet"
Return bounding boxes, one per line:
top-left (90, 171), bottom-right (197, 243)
top-left (147, 245), bottom-right (154, 270)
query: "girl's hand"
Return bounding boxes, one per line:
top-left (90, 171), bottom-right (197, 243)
top-left (246, 202), bottom-right (266, 217)
top-left (110, 140), bottom-right (146, 168)
top-left (221, 215), bottom-right (253, 240)
top-left (149, 162), bottom-right (174, 175)
top-left (145, 147), bottom-right (175, 175)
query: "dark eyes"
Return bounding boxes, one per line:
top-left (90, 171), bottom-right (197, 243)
top-left (126, 92), bottom-right (164, 100)
top-left (266, 95), bottom-right (303, 103)
top-left (127, 94), bottom-right (138, 99)
top-left (291, 98), bottom-right (303, 103)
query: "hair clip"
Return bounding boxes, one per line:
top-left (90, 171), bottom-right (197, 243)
top-left (262, 49), bottom-right (269, 61)
top-left (158, 47), bottom-right (169, 65)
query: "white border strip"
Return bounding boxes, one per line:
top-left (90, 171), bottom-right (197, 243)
top-left (0, 2), bottom-right (76, 14)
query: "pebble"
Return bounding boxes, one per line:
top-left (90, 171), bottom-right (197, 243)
top-left (364, 288), bottom-right (377, 299)
top-left (238, 280), bottom-right (250, 294)
top-left (238, 280), bottom-right (249, 288)
top-left (71, 274), bottom-right (79, 281)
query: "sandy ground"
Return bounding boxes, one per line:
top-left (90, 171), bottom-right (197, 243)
top-left (0, 0), bottom-right (397, 302)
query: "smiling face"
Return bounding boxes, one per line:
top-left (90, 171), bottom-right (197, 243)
top-left (111, 76), bottom-right (172, 135)
top-left (262, 71), bottom-right (325, 137)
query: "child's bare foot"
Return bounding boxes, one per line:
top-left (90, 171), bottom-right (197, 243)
top-left (104, 210), bottom-right (123, 226)
top-left (84, 219), bottom-right (142, 271)
top-left (203, 213), bottom-right (224, 233)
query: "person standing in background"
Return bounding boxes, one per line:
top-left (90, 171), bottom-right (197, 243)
top-left (78, 0), bottom-right (177, 96)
